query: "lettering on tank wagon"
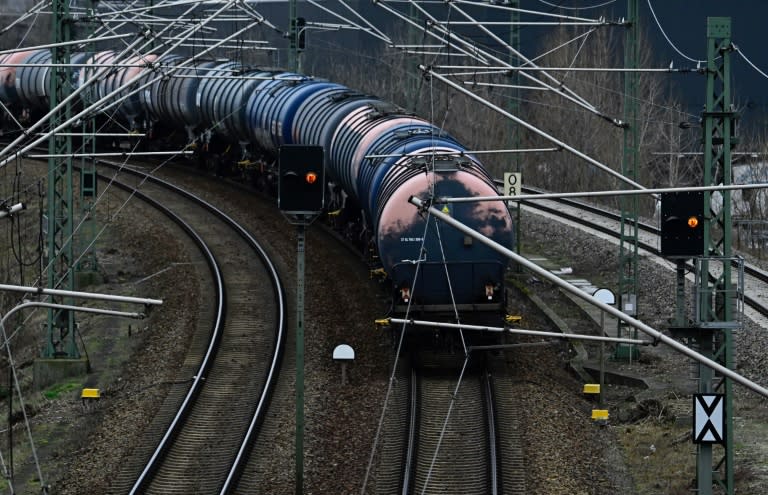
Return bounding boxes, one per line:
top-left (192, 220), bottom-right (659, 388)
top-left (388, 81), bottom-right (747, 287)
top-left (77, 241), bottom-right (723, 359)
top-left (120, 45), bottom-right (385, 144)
top-left (400, 237), bottom-right (424, 242)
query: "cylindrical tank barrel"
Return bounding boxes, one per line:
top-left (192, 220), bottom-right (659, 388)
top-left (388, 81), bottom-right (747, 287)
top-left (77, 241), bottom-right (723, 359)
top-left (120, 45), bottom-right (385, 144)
top-left (139, 54), bottom-right (185, 122)
top-left (15, 50), bottom-right (51, 109)
top-left (315, 95), bottom-right (379, 188)
top-left (245, 73), bottom-right (304, 152)
top-left (266, 80), bottom-right (339, 148)
top-left (375, 167), bottom-right (513, 305)
top-left (98, 53), bottom-right (159, 123)
top-left (327, 104), bottom-right (385, 200)
top-left (0, 51), bottom-right (37, 103)
top-left (159, 60), bottom-right (218, 128)
top-left (195, 61), bottom-right (241, 129)
top-left (213, 68), bottom-right (272, 142)
top-left (291, 86), bottom-right (364, 147)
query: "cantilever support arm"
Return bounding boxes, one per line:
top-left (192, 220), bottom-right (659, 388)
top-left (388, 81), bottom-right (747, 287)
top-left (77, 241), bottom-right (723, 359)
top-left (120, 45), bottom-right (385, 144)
top-left (0, 284), bottom-right (162, 306)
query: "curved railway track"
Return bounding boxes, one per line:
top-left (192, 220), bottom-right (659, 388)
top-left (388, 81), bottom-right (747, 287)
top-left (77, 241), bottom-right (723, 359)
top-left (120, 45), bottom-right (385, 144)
top-left (17, 150), bottom-right (763, 492)
top-left (86, 161), bottom-right (287, 494)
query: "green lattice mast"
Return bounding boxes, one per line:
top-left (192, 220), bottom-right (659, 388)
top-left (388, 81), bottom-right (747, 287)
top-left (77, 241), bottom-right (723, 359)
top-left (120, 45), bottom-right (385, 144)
top-left (45, 0), bottom-right (78, 358)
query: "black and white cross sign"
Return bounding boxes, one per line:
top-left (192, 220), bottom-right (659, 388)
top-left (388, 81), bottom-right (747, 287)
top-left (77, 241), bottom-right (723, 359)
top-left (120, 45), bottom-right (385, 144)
top-left (693, 394), bottom-right (725, 444)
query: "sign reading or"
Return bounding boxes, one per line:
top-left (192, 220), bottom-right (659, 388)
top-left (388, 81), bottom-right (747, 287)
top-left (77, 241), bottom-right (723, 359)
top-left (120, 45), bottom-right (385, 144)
top-left (503, 172), bottom-right (521, 197)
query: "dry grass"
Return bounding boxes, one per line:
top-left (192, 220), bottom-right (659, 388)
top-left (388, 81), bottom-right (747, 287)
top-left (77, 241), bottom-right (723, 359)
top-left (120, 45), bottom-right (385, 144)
top-left (619, 418), bottom-right (696, 494)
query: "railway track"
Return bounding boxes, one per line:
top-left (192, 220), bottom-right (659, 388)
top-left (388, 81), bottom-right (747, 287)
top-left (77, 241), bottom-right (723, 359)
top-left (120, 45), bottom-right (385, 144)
top-left (88, 161), bottom-right (287, 494)
top-left (374, 353), bottom-right (526, 495)
top-left (410, 368), bottom-right (490, 494)
top-left (517, 186), bottom-right (768, 320)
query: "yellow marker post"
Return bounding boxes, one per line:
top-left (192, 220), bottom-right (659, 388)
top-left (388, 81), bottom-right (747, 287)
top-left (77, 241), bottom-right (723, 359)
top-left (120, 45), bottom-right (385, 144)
top-left (81, 388), bottom-right (100, 400)
top-left (591, 409), bottom-right (609, 422)
top-left (583, 384), bottom-right (601, 395)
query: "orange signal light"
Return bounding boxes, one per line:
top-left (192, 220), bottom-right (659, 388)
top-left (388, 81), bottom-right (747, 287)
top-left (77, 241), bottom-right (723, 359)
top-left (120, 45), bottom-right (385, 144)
top-left (687, 216), bottom-right (699, 229)
top-left (305, 171), bottom-right (318, 184)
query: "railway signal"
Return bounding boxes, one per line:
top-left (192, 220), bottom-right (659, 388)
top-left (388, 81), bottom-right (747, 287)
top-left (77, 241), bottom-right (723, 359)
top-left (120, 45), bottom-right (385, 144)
top-left (278, 145), bottom-right (325, 214)
top-left (290, 17), bottom-right (306, 51)
top-left (660, 191), bottom-right (705, 258)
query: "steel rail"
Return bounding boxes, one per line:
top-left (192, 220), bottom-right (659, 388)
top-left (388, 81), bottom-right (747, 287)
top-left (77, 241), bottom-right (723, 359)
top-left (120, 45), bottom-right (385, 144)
top-left (513, 185), bottom-right (768, 319)
top-left (96, 160), bottom-right (287, 494)
top-left (400, 368), bottom-right (417, 495)
top-left (483, 372), bottom-right (499, 495)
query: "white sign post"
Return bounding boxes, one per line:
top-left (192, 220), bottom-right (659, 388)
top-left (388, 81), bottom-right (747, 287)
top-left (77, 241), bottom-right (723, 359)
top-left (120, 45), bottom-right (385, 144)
top-left (593, 288), bottom-right (616, 406)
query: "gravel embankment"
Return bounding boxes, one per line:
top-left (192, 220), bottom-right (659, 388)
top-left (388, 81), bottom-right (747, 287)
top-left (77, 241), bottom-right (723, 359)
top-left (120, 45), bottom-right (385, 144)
top-left (6, 167), bottom-right (767, 494)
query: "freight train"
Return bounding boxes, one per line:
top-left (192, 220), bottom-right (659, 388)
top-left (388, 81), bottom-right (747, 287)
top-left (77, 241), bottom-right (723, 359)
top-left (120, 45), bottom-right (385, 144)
top-left (0, 49), bottom-right (514, 325)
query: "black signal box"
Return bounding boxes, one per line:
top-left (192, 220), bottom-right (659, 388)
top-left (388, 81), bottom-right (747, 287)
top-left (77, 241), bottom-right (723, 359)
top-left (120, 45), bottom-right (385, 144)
top-left (278, 145), bottom-right (324, 214)
top-left (660, 191), bottom-right (705, 258)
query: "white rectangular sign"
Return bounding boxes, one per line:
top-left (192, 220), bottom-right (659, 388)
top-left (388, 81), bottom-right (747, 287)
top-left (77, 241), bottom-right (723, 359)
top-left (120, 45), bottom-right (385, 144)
top-left (503, 172), bottom-right (521, 197)
top-left (693, 393), bottom-right (724, 444)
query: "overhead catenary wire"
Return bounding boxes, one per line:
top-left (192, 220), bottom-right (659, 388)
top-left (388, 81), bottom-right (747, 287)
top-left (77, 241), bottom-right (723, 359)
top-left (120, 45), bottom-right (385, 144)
top-left (438, 181), bottom-right (768, 204)
top-left (421, 65), bottom-right (647, 192)
top-left (0, 34), bottom-right (151, 166)
top-left (334, 0), bottom-right (701, 135)
top-left (462, 0), bottom-right (613, 22)
top-left (0, 33), bottom-right (136, 56)
top-left (0, 0), bottom-right (258, 169)
top-left (409, 195), bottom-right (768, 400)
top-left (734, 46), bottom-right (768, 80)
top-left (26, 8), bottom-right (288, 298)
top-left (535, 0), bottom-right (618, 10)
top-left (401, 1), bottom-right (626, 126)
top-left (0, 0), bottom-right (47, 36)
top-left (422, 355), bottom-right (471, 495)
top-left (438, 1), bottom-right (616, 112)
top-left (304, 0), bottom-right (392, 44)
top-left (645, 0), bottom-right (704, 64)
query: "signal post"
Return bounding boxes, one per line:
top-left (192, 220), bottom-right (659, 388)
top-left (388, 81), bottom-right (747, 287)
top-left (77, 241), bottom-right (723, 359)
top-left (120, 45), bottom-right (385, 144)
top-left (278, 145), bottom-right (325, 495)
top-left (661, 18), bottom-right (738, 495)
